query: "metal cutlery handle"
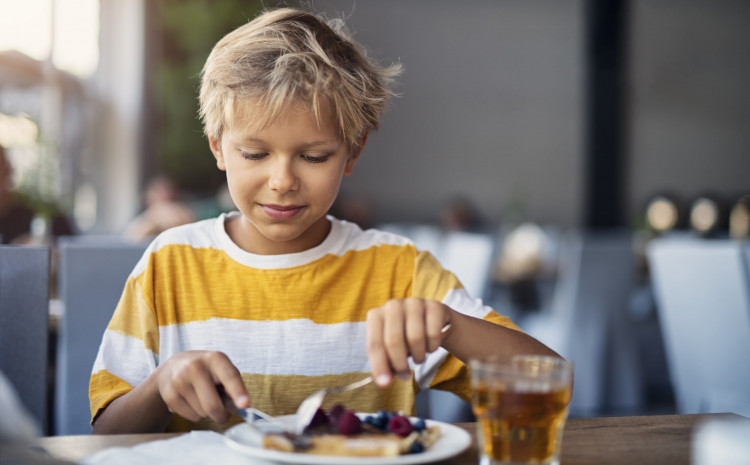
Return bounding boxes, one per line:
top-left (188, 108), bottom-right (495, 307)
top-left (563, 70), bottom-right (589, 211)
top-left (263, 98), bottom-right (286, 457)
top-left (329, 375), bottom-right (373, 394)
top-left (218, 385), bottom-right (293, 432)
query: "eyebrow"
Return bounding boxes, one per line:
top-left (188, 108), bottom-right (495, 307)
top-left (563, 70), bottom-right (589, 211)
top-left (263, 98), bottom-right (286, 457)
top-left (241, 137), bottom-right (338, 149)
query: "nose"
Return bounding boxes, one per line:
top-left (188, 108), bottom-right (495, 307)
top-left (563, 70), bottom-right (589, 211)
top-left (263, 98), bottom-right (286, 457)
top-left (268, 158), bottom-right (299, 193)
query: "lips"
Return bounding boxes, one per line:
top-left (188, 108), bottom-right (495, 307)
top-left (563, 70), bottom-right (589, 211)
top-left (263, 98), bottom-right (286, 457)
top-left (260, 204), bottom-right (305, 220)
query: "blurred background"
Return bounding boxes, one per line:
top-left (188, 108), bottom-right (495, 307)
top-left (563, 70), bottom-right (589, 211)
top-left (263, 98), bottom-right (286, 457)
top-left (1, 0), bottom-right (749, 434)
top-left (1, 0), bottom-right (747, 235)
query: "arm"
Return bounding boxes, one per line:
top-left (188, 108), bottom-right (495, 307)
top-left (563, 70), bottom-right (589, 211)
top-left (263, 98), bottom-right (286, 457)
top-left (92, 351), bottom-right (250, 434)
top-left (441, 307), bottom-right (560, 363)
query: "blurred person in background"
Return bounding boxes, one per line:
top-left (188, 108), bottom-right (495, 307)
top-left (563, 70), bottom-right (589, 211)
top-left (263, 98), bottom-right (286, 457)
top-left (0, 144), bottom-right (74, 244)
top-left (123, 175), bottom-right (196, 241)
top-left (439, 195), bottom-right (484, 232)
top-left (331, 194), bottom-right (376, 230)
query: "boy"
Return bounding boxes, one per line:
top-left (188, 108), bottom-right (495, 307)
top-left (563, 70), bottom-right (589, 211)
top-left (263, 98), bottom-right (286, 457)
top-left (89, 7), bottom-right (559, 434)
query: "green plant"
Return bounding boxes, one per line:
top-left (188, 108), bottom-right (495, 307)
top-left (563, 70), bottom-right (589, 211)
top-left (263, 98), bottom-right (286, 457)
top-left (153, 0), bottom-right (264, 194)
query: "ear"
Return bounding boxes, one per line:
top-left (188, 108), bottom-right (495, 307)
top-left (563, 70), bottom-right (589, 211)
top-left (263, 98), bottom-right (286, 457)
top-left (344, 131), bottom-right (369, 176)
top-left (209, 135), bottom-right (227, 171)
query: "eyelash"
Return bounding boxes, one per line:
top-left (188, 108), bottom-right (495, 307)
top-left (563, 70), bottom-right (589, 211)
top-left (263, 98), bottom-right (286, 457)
top-left (240, 152), bottom-right (330, 163)
top-left (241, 152), bottom-right (267, 161)
top-left (302, 154), bottom-right (330, 163)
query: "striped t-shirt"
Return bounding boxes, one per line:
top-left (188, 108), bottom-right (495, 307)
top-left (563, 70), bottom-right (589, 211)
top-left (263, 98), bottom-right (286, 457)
top-left (89, 213), bottom-right (519, 431)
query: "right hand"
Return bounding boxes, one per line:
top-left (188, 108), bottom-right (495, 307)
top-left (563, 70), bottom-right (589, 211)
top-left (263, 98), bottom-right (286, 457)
top-left (155, 350), bottom-right (249, 424)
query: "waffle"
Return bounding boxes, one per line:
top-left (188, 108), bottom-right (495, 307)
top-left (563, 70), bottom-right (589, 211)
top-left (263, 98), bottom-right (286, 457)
top-left (263, 423), bottom-right (441, 457)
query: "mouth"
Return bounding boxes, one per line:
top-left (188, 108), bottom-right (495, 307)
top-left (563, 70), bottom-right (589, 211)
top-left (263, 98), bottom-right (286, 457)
top-left (260, 204), bottom-right (305, 220)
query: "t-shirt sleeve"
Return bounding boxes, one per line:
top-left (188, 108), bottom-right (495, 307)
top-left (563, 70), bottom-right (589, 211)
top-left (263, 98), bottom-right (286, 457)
top-left (410, 249), bottom-right (522, 403)
top-left (88, 252), bottom-right (160, 424)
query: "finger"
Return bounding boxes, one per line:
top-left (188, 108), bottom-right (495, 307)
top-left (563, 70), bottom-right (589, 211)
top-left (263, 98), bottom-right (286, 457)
top-left (366, 308), bottom-right (393, 387)
top-left (163, 378), bottom-right (205, 423)
top-left (382, 301), bottom-right (410, 376)
top-left (208, 353), bottom-right (250, 409)
top-left (192, 366), bottom-right (231, 424)
top-left (404, 298), bottom-right (427, 364)
top-left (174, 367), bottom-right (210, 420)
top-left (168, 393), bottom-right (203, 423)
top-left (425, 301), bottom-right (450, 352)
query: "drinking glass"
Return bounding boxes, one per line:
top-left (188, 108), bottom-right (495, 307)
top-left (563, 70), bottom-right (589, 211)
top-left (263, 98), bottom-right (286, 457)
top-left (470, 355), bottom-right (573, 465)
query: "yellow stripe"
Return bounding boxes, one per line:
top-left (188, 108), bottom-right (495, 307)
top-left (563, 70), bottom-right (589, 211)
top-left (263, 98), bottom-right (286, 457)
top-left (163, 372), bottom-right (418, 433)
top-left (485, 308), bottom-right (523, 332)
top-left (107, 279), bottom-right (160, 353)
top-left (430, 355), bottom-right (473, 402)
top-left (89, 369), bottom-right (134, 422)
top-left (136, 243), bottom-right (416, 326)
top-left (412, 250), bottom-right (463, 300)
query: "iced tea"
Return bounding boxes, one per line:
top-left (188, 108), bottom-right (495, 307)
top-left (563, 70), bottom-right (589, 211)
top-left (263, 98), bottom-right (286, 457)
top-left (471, 356), bottom-right (573, 465)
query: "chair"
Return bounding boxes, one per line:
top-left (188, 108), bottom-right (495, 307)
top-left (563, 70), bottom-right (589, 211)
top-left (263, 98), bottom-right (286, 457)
top-left (647, 237), bottom-right (750, 417)
top-left (520, 230), bottom-right (642, 416)
top-left (55, 237), bottom-right (148, 434)
top-left (0, 245), bottom-right (50, 433)
top-left (440, 231), bottom-right (496, 301)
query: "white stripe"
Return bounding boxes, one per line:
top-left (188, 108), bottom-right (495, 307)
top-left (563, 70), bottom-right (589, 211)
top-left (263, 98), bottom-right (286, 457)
top-left (131, 217), bottom-right (218, 277)
top-left (414, 348), bottom-right (450, 390)
top-left (342, 227), bottom-right (414, 252)
top-left (132, 214), bottom-right (416, 274)
top-left (158, 319), bottom-right (372, 376)
top-left (443, 288), bottom-right (494, 319)
top-left (155, 318), bottom-right (450, 385)
top-left (92, 330), bottom-right (158, 387)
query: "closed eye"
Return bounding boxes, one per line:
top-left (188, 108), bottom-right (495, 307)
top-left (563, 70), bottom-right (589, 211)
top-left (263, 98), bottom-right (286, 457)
top-left (302, 154), bottom-right (331, 163)
top-left (241, 152), bottom-right (267, 161)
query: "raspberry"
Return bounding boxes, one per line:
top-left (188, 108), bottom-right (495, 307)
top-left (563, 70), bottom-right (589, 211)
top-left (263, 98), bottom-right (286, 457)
top-left (337, 411), bottom-right (362, 435)
top-left (328, 403), bottom-right (347, 426)
top-left (387, 415), bottom-right (413, 437)
top-left (306, 407), bottom-right (329, 429)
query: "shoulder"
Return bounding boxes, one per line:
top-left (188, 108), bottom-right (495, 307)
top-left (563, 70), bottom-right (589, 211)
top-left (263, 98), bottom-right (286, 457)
top-left (331, 218), bottom-right (415, 254)
top-left (128, 216), bottom-right (223, 277)
top-left (148, 216), bottom-right (221, 251)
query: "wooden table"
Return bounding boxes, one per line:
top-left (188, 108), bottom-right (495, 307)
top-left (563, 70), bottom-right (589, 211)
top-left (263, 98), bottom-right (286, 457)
top-left (3, 413), bottom-right (740, 464)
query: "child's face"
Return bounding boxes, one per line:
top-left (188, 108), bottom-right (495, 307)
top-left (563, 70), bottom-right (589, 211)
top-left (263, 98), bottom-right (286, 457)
top-left (209, 100), bottom-right (362, 255)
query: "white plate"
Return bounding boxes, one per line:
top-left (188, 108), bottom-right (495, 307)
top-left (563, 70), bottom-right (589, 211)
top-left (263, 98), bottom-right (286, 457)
top-left (224, 414), bottom-right (471, 465)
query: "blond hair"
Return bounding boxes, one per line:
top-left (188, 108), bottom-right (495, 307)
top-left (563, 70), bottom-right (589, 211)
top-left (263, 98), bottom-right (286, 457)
top-left (199, 8), bottom-right (401, 153)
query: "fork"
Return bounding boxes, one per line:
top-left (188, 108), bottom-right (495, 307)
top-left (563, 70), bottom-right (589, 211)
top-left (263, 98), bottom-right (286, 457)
top-left (293, 375), bottom-right (374, 434)
top-left (294, 321), bottom-right (453, 434)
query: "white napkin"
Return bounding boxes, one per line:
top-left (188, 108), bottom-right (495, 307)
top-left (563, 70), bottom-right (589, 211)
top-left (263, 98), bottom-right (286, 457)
top-left (692, 416), bottom-right (750, 465)
top-left (81, 430), bottom-right (275, 465)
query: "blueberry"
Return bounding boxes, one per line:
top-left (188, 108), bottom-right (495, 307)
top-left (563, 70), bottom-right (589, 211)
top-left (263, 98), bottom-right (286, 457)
top-left (364, 415), bottom-right (375, 425)
top-left (412, 418), bottom-right (426, 431)
top-left (409, 442), bottom-right (425, 454)
top-left (372, 415), bottom-right (387, 429)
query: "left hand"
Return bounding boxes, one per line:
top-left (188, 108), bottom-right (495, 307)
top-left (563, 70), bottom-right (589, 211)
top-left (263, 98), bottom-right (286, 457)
top-left (366, 298), bottom-right (453, 387)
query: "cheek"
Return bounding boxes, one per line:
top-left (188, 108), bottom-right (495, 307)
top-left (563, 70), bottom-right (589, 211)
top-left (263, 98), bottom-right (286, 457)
top-left (224, 167), bottom-right (259, 200)
top-left (312, 166), bottom-right (346, 193)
